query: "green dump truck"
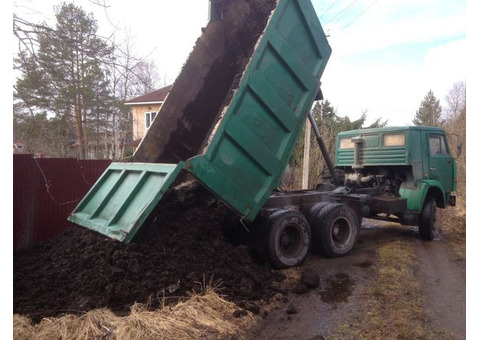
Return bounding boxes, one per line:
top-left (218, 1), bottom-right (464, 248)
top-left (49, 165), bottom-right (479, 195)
top-left (258, 126), bottom-right (457, 267)
top-left (68, 0), bottom-right (457, 269)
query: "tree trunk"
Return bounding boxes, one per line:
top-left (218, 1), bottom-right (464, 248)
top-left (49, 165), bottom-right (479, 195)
top-left (74, 96), bottom-right (85, 159)
top-left (81, 95), bottom-right (89, 158)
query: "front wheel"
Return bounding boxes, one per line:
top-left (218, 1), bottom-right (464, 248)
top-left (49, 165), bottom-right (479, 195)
top-left (419, 196), bottom-right (437, 241)
top-left (266, 210), bottom-right (311, 269)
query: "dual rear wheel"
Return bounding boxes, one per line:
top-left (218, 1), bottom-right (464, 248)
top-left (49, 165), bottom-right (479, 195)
top-left (265, 203), bottom-right (359, 269)
top-left (310, 203), bottom-right (359, 258)
top-left (266, 210), bottom-right (311, 269)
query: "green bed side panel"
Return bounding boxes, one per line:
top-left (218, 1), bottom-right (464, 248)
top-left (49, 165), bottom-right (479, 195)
top-left (68, 162), bottom-right (185, 243)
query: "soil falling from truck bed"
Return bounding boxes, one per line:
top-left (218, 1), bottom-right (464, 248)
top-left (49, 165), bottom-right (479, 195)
top-left (13, 181), bottom-right (285, 323)
top-left (133, 0), bottom-right (277, 164)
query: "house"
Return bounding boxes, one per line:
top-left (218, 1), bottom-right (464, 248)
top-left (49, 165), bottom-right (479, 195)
top-left (124, 84), bottom-right (173, 144)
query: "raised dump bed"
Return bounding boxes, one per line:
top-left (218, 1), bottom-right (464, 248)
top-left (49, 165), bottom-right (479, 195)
top-left (68, 0), bottom-right (332, 243)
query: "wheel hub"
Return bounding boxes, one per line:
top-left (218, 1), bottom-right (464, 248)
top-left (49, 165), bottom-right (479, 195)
top-left (279, 225), bottom-right (301, 254)
top-left (281, 234), bottom-right (293, 247)
top-left (331, 218), bottom-right (350, 244)
top-left (332, 225), bottom-right (341, 239)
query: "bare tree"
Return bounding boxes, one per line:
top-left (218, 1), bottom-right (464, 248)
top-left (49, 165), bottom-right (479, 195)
top-left (443, 81), bottom-right (466, 208)
top-left (105, 30), bottom-right (162, 159)
top-left (444, 81), bottom-right (466, 121)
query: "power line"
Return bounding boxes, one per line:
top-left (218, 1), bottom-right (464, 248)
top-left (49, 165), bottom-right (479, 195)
top-left (338, 0), bottom-right (379, 32)
top-left (320, 0), bottom-right (343, 19)
top-left (324, 0), bottom-right (361, 25)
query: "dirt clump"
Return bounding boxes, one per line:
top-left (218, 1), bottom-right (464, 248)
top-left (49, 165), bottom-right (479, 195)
top-left (300, 267), bottom-right (320, 289)
top-left (13, 181), bottom-right (286, 323)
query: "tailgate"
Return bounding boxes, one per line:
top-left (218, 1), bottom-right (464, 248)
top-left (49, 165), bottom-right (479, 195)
top-left (68, 162), bottom-right (185, 243)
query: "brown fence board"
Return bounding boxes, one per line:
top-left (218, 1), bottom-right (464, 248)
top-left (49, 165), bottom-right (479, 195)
top-left (13, 155), bottom-right (111, 251)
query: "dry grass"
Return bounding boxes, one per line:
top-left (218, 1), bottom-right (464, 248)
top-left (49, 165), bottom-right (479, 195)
top-left (437, 204), bottom-right (466, 260)
top-left (331, 240), bottom-right (433, 340)
top-left (13, 289), bottom-right (256, 340)
top-left (442, 105), bottom-right (466, 259)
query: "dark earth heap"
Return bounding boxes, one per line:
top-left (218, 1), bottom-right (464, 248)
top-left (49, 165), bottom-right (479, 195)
top-left (13, 181), bottom-right (287, 323)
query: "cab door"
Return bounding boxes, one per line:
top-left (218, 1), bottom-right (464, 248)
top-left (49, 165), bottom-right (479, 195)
top-left (428, 133), bottom-right (454, 193)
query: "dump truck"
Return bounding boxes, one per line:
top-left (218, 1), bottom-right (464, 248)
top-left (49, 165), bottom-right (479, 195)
top-left (68, 0), bottom-right (457, 269)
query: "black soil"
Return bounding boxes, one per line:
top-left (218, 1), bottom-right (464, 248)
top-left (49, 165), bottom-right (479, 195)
top-left (13, 181), bottom-right (286, 323)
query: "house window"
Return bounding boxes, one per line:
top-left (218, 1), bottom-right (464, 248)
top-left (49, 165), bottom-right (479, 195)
top-left (145, 112), bottom-right (156, 129)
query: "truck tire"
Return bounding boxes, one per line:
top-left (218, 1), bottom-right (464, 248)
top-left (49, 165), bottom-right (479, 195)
top-left (419, 196), bottom-right (437, 241)
top-left (307, 202), bottom-right (330, 226)
top-left (266, 210), bottom-right (311, 269)
top-left (311, 203), bottom-right (359, 258)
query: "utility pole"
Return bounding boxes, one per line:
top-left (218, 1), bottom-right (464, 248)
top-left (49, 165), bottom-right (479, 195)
top-left (302, 115), bottom-right (311, 189)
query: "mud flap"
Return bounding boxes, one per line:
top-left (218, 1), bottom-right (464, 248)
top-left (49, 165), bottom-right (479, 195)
top-left (68, 162), bottom-right (185, 243)
top-left (449, 194), bottom-right (456, 207)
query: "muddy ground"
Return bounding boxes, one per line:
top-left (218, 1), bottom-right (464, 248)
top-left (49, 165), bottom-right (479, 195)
top-left (13, 182), bottom-right (466, 338)
top-left (246, 221), bottom-right (466, 339)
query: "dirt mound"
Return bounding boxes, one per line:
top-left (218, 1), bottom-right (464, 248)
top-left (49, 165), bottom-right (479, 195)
top-left (13, 181), bottom-right (285, 323)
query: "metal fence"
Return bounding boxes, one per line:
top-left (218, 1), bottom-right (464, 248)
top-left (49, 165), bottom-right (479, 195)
top-left (13, 154), bottom-right (111, 251)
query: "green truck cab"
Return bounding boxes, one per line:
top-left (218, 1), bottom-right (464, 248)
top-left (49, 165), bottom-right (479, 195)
top-left (334, 126), bottom-right (457, 240)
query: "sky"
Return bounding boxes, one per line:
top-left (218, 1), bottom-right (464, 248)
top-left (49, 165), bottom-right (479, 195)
top-left (12, 0), bottom-right (468, 127)
top-left (315, 0), bottom-right (467, 126)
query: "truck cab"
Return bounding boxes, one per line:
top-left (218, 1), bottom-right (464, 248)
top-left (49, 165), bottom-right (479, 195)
top-left (334, 126), bottom-right (457, 238)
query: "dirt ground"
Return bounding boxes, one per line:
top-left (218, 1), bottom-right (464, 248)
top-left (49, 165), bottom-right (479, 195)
top-left (413, 232), bottom-right (466, 339)
top-left (13, 182), bottom-right (466, 338)
top-left (246, 221), bottom-right (466, 339)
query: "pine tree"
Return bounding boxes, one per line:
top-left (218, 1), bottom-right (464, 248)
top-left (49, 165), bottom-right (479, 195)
top-left (14, 3), bottom-right (113, 158)
top-left (413, 90), bottom-right (442, 126)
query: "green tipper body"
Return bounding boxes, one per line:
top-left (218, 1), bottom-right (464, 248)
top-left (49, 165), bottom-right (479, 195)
top-left (68, 0), bottom-right (332, 243)
top-left (335, 126), bottom-right (457, 212)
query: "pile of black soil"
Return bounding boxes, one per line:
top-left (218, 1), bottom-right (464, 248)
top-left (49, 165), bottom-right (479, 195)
top-left (13, 181), bottom-right (286, 323)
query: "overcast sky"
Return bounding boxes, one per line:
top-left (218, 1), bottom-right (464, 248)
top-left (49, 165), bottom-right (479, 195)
top-left (12, 0), bottom-right (467, 126)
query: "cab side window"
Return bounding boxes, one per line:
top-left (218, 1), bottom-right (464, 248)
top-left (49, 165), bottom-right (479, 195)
top-left (429, 134), bottom-right (449, 156)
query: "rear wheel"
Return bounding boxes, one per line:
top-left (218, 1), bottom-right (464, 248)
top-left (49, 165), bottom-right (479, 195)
top-left (307, 202), bottom-right (329, 226)
top-left (419, 196), bottom-right (437, 241)
top-left (266, 210), bottom-right (311, 269)
top-left (311, 203), bottom-right (359, 258)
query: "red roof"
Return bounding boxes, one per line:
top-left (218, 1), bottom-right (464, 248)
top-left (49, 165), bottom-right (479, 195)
top-left (125, 85), bottom-right (173, 105)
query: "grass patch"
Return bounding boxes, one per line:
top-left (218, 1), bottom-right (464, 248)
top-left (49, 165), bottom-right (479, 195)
top-left (331, 239), bottom-right (434, 340)
top-left (437, 204), bottom-right (466, 260)
top-left (13, 288), bottom-right (255, 340)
